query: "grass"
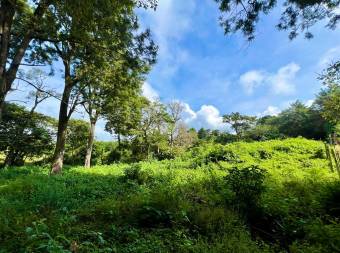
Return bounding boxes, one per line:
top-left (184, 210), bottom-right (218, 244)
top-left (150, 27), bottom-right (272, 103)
top-left (0, 138), bottom-right (339, 252)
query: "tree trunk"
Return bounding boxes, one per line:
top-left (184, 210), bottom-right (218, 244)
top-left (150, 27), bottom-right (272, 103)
top-left (51, 70), bottom-right (73, 174)
top-left (0, 94), bottom-right (4, 120)
top-left (117, 133), bottom-right (121, 147)
top-left (84, 118), bottom-right (97, 168)
top-left (0, 2), bottom-right (14, 122)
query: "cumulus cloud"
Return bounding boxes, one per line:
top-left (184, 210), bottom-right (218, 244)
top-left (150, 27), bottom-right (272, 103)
top-left (183, 103), bottom-right (227, 130)
top-left (240, 62), bottom-right (300, 95)
top-left (142, 82), bottom-right (159, 101)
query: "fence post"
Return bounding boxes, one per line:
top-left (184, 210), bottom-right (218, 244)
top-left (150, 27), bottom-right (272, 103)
top-left (325, 143), bottom-right (334, 173)
top-left (330, 146), bottom-right (340, 179)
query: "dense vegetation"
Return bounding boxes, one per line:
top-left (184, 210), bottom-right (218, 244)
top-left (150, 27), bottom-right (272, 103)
top-left (1, 138), bottom-right (339, 252)
top-left (1, 0), bottom-right (339, 252)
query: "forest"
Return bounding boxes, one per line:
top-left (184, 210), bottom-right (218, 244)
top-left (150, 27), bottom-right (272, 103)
top-left (0, 0), bottom-right (340, 252)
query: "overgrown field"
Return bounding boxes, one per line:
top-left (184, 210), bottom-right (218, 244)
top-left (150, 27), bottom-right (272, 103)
top-left (1, 138), bottom-right (339, 252)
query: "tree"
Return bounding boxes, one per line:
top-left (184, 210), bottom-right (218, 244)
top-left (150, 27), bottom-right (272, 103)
top-left (167, 101), bottom-right (185, 149)
top-left (0, 0), bottom-right (55, 120)
top-left (197, 128), bottom-right (211, 140)
top-left (64, 119), bottom-right (90, 166)
top-left (80, 59), bottom-right (150, 168)
top-left (276, 101), bottom-right (327, 139)
top-left (39, 0), bottom-right (157, 174)
top-left (174, 123), bottom-right (198, 149)
top-left (0, 103), bottom-right (54, 166)
top-left (223, 112), bottom-right (256, 140)
top-left (18, 68), bottom-right (58, 113)
top-left (315, 61), bottom-right (340, 126)
top-left (105, 96), bottom-right (146, 145)
top-left (215, 0), bottom-right (339, 40)
top-left (135, 100), bottom-right (170, 159)
top-left (244, 124), bottom-right (281, 141)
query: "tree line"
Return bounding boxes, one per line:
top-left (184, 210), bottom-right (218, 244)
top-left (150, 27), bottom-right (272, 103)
top-left (0, 0), bottom-right (338, 172)
top-left (1, 61), bottom-right (338, 167)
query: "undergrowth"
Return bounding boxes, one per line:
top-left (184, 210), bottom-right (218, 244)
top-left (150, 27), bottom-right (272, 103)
top-left (0, 138), bottom-right (339, 252)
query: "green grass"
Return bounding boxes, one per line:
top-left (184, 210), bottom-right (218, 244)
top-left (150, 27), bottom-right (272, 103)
top-left (0, 138), bottom-right (339, 252)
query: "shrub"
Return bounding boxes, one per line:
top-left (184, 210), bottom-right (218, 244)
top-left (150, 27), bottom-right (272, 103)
top-left (321, 181), bottom-right (340, 217)
top-left (312, 148), bottom-right (325, 159)
top-left (258, 150), bottom-right (272, 159)
top-left (122, 164), bottom-right (153, 185)
top-left (137, 206), bottom-right (173, 228)
top-left (205, 148), bottom-right (242, 164)
top-left (225, 165), bottom-right (267, 215)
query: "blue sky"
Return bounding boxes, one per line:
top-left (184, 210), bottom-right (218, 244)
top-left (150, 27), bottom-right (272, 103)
top-left (8, 0), bottom-right (340, 140)
top-left (139, 0), bottom-right (340, 130)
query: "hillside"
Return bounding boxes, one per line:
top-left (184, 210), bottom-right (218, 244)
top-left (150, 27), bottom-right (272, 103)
top-left (0, 138), bottom-right (339, 252)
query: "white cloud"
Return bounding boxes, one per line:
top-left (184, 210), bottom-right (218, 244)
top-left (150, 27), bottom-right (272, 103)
top-left (142, 82), bottom-right (159, 101)
top-left (259, 106), bottom-right (281, 117)
top-left (148, 0), bottom-right (195, 57)
top-left (183, 103), bottom-right (227, 130)
top-left (318, 46), bottom-right (340, 68)
top-left (240, 62), bottom-right (300, 95)
top-left (270, 63), bottom-right (300, 95)
top-left (240, 70), bottom-right (265, 95)
top-left (258, 98), bottom-right (314, 118)
top-left (141, 82), bottom-right (227, 130)
top-left (305, 99), bottom-right (314, 107)
top-left (140, 0), bottom-right (195, 78)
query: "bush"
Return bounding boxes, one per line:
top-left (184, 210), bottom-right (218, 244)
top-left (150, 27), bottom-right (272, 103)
top-left (205, 148), bottom-right (242, 164)
top-left (225, 165), bottom-right (267, 215)
top-left (122, 164), bottom-right (153, 184)
top-left (312, 148), bottom-right (325, 159)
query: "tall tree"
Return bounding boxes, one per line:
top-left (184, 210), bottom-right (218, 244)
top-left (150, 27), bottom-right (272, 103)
top-left (275, 101), bottom-right (327, 139)
top-left (0, 0), bottom-right (54, 120)
top-left (167, 101), bottom-right (184, 149)
top-left (40, 0), bottom-right (156, 174)
top-left (136, 100), bottom-right (170, 158)
top-left (223, 112), bottom-right (256, 140)
top-left (80, 60), bottom-right (151, 168)
top-left (315, 61), bottom-right (340, 126)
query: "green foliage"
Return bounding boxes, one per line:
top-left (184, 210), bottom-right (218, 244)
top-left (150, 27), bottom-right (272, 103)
top-left (0, 103), bottom-right (54, 166)
top-left (226, 165), bottom-right (266, 215)
top-left (276, 101), bottom-right (327, 139)
top-left (223, 112), bottom-right (256, 139)
top-left (215, 0), bottom-right (339, 40)
top-left (123, 164), bottom-right (153, 185)
top-left (63, 119), bottom-right (90, 165)
top-left (0, 138), bottom-right (339, 252)
top-left (315, 61), bottom-right (340, 126)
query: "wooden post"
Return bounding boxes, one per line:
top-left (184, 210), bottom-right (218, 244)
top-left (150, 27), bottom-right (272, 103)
top-left (325, 143), bottom-right (334, 173)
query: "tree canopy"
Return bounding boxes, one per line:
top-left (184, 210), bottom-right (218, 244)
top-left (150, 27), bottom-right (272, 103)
top-left (215, 0), bottom-right (340, 40)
